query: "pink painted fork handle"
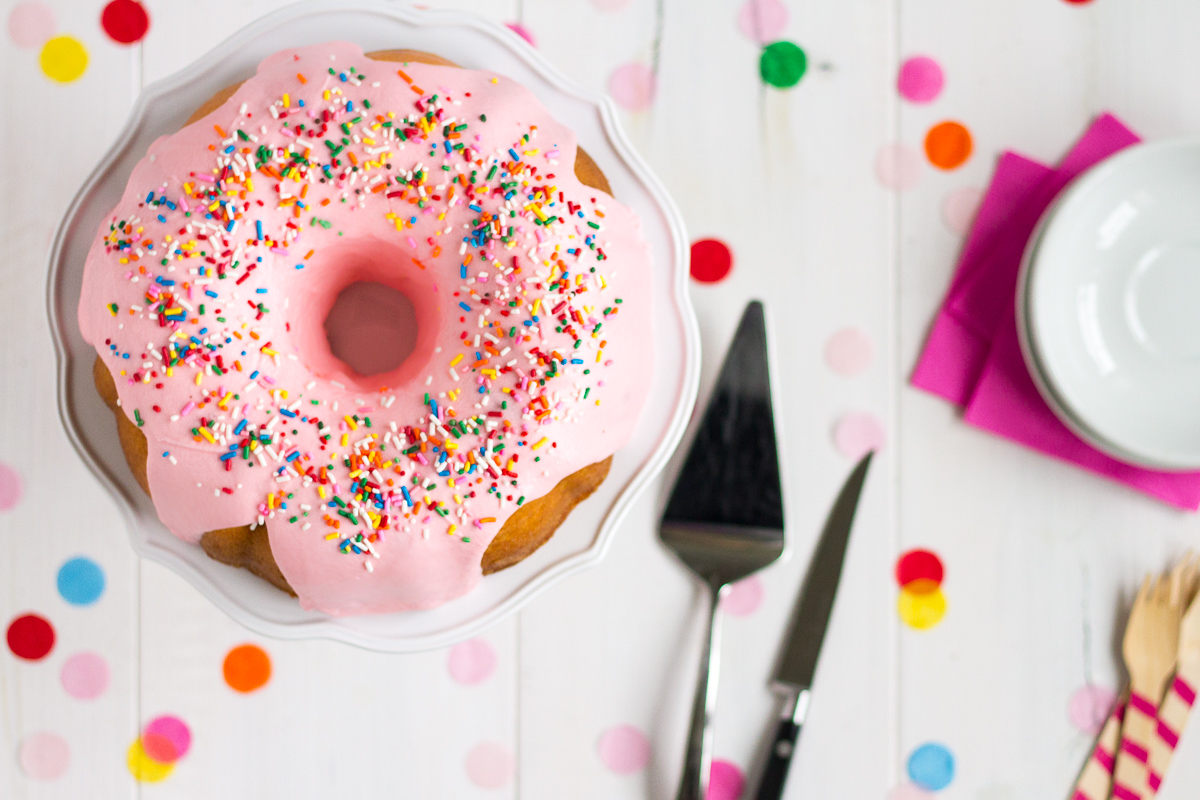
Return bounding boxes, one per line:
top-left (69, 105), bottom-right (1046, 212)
top-left (1069, 699), bottom-right (1126, 800)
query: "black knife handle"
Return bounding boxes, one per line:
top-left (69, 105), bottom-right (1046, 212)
top-left (755, 718), bottom-right (802, 800)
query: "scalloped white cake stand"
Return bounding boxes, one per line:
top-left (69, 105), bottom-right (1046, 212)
top-left (47, 0), bottom-right (698, 652)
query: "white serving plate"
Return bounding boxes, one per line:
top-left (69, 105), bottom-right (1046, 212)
top-left (47, 0), bottom-right (699, 652)
top-left (1018, 139), bottom-right (1200, 471)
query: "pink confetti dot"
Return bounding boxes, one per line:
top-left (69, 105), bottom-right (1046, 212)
top-left (834, 412), bottom-right (886, 460)
top-left (1068, 684), bottom-right (1117, 736)
top-left (0, 461), bottom-right (23, 511)
top-left (7, 2), bottom-right (55, 49)
top-left (598, 724), bottom-right (651, 774)
top-left (608, 63), bottom-right (657, 112)
top-left (19, 732), bottom-right (70, 781)
top-left (874, 143), bottom-right (922, 191)
top-left (447, 637), bottom-right (497, 685)
top-left (143, 715), bottom-right (192, 762)
top-left (824, 327), bottom-right (874, 376)
top-left (897, 56), bottom-right (944, 104)
top-left (888, 783), bottom-right (936, 800)
top-left (708, 759), bottom-right (745, 800)
top-left (591, 0), bottom-right (633, 10)
top-left (722, 576), bottom-right (764, 616)
top-left (737, 0), bottom-right (789, 44)
top-left (60, 652), bottom-right (110, 700)
top-left (505, 22), bottom-right (536, 47)
top-left (942, 186), bottom-right (984, 235)
top-left (465, 741), bottom-right (514, 789)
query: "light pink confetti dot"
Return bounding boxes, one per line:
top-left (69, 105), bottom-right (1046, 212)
top-left (722, 576), bottom-right (764, 616)
top-left (505, 22), bottom-right (536, 47)
top-left (888, 783), bottom-right (936, 800)
top-left (465, 741), bottom-right (515, 789)
top-left (0, 461), bottom-right (23, 511)
top-left (448, 637), bottom-right (497, 685)
top-left (608, 63), bottom-right (657, 112)
top-left (590, 0), bottom-right (633, 11)
top-left (737, 0), bottom-right (789, 44)
top-left (824, 327), bottom-right (874, 376)
top-left (897, 56), bottom-right (945, 104)
top-left (598, 724), bottom-right (651, 774)
top-left (942, 186), bottom-right (984, 235)
top-left (60, 652), bottom-right (110, 700)
top-left (7, 2), bottom-right (55, 49)
top-left (19, 732), bottom-right (70, 781)
top-left (1068, 684), bottom-right (1117, 736)
top-left (874, 143), bottom-right (922, 191)
top-left (708, 759), bottom-right (745, 800)
top-left (834, 412), bottom-right (886, 460)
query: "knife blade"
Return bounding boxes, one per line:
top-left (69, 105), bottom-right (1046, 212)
top-left (753, 450), bottom-right (873, 800)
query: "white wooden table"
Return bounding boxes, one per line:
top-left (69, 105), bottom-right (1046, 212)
top-left (4, 0), bottom-right (1200, 797)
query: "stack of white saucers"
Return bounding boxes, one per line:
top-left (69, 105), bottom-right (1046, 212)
top-left (1017, 139), bottom-right (1200, 472)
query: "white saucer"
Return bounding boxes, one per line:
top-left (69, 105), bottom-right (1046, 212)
top-left (1020, 138), bottom-right (1200, 472)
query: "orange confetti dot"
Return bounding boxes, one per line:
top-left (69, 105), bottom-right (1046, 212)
top-left (924, 121), bottom-right (973, 170)
top-left (223, 643), bottom-right (271, 693)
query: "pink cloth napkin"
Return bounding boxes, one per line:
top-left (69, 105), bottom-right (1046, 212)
top-left (911, 112), bottom-right (1200, 510)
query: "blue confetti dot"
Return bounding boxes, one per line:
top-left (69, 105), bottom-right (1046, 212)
top-left (907, 742), bottom-right (954, 791)
top-left (56, 557), bottom-right (106, 606)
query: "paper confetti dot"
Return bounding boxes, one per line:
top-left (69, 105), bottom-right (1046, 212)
top-left (925, 121), bottom-right (973, 170)
top-left (127, 738), bottom-right (173, 782)
top-left (834, 412), bottom-right (885, 460)
top-left (737, 0), bottom-right (788, 44)
top-left (690, 238), bottom-right (733, 284)
top-left (1068, 684), bottom-right (1117, 735)
top-left (7, 2), bottom-right (55, 49)
top-left (143, 716), bottom-right (191, 763)
top-left (7, 613), bottom-right (55, 660)
top-left (608, 63), bottom-right (656, 112)
top-left (590, 0), bottom-right (632, 10)
top-left (907, 743), bottom-right (955, 791)
top-left (875, 143), bottom-right (922, 191)
top-left (708, 759), bottom-right (745, 800)
top-left (898, 586), bottom-right (947, 630)
top-left (760, 40), bottom-right (807, 88)
top-left (888, 784), bottom-right (936, 800)
top-left (598, 724), bottom-right (651, 774)
top-left (897, 56), bottom-right (944, 104)
top-left (57, 556), bottom-right (106, 605)
top-left (825, 327), bottom-right (874, 376)
top-left (465, 741), bottom-right (515, 789)
top-left (100, 0), bottom-right (149, 44)
top-left (942, 186), bottom-right (984, 235)
top-left (722, 575), bottom-right (764, 616)
top-left (895, 549), bottom-right (944, 591)
top-left (223, 644), bottom-right (271, 693)
top-left (39, 36), bottom-right (87, 82)
top-left (61, 652), bottom-right (110, 699)
top-left (19, 732), bottom-right (70, 781)
top-left (1063, 0), bottom-right (1095, 4)
top-left (448, 637), bottom-right (497, 685)
top-left (505, 22), bottom-right (536, 47)
top-left (0, 461), bottom-right (23, 510)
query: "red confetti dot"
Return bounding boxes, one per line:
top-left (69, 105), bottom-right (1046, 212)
top-left (690, 238), bottom-right (733, 283)
top-left (101, 0), bottom-right (149, 45)
top-left (7, 613), bottom-right (55, 661)
top-left (895, 549), bottom-right (944, 591)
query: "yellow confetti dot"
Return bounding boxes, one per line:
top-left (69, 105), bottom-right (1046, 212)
top-left (897, 585), bottom-right (946, 630)
top-left (127, 738), bottom-right (174, 782)
top-left (39, 36), bottom-right (88, 83)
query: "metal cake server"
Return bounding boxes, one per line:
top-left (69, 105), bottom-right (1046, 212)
top-left (753, 450), bottom-right (872, 800)
top-left (660, 300), bottom-right (786, 800)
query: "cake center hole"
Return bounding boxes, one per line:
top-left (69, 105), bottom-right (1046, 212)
top-left (324, 281), bottom-right (419, 377)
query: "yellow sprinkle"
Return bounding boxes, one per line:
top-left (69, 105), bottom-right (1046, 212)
top-left (532, 438), bottom-right (548, 450)
top-left (194, 372), bottom-right (203, 386)
top-left (448, 524), bottom-right (458, 535)
top-left (318, 486), bottom-right (327, 499)
top-left (596, 350), bottom-right (604, 363)
top-left (325, 533), bottom-right (338, 540)
top-left (282, 93), bottom-right (290, 107)
top-left (341, 434), bottom-right (349, 446)
top-left (450, 354), bottom-right (463, 367)
top-left (344, 415), bottom-right (357, 430)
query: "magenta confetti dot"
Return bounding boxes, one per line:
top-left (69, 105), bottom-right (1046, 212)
top-left (505, 22), bottom-right (536, 47)
top-left (942, 186), bottom-right (984, 235)
top-left (60, 652), bottom-right (110, 700)
top-left (897, 56), bottom-right (945, 104)
top-left (824, 327), bottom-right (874, 376)
top-left (465, 741), bottom-right (514, 789)
top-left (7, 2), bottom-right (55, 49)
top-left (447, 637), bottom-right (497, 685)
top-left (874, 143), bottom-right (922, 191)
top-left (608, 63), bottom-right (657, 112)
top-left (737, 0), bottom-right (788, 44)
top-left (19, 732), bottom-right (70, 781)
top-left (708, 759), bottom-right (745, 800)
top-left (0, 461), bottom-right (23, 511)
top-left (722, 576), bottom-right (764, 616)
top-left (834, 412), bottom-right (886, 460)
top-left (143, 715), bottom-right (191, 762)
top-left (1068, 684), bottom-right (1117, 736)
top-left (598, 725), bottom-right (651, 774)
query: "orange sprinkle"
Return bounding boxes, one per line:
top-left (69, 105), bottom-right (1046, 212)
top-left (214, 125), bottom-right (227, 138)
top-left (297, 73), bottom-right (307, 84)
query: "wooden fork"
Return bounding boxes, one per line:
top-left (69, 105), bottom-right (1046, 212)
top-left (1067, 691), bottom-right (1126, 800)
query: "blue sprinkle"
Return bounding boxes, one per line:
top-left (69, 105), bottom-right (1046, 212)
top-left (286, 451), bottom-right (301, 462)
top-left (571, 359), bottom-right (583, 364)
top-left (459, 302), bottom-right (471, 312)
top-left (460, 265), bottom-right (467, 279)
top-left (347, 101), bottom-right (353, 112)
top-left (250, 370), bottom-right (260, 379)
top-left (509, 148), bottom-right (520, 161)
top-left (468, 203), bottom-right (483, 212)
top-left (255, 288), bottom-right (267, 294)
top-left (444, 141), bottom-right (453, 153)
top-left (280, 408), bottom-right (297, 418)
top-left (145, 191), bottom-right (154, 203)
top-left (234, 419), bottom-right (248, 435)
top-left (157, 214), bottom-right (166, 223)
top-left (295, 264), bottom-right (304, 270)
top-left (256, 221), bottom-right (263, 240)
top-left (205, 290), bottom-right (218, 298)
top-left (220, 452), bottom-right (236, 461)
top-left (401, 486), bottom-right (413, 506)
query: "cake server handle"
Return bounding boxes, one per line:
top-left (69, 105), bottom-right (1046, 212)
top-left (675, 582), bottom-right (725, 800)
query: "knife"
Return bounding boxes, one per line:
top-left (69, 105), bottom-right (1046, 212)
top-left (752, 450), bottom-right (873, 800)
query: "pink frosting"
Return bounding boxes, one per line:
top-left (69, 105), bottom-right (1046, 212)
top-left (78, 42), bottom-right (654, 615)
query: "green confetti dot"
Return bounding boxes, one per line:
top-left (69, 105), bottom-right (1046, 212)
top-left (760, 40), bottom-right (807, 88)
